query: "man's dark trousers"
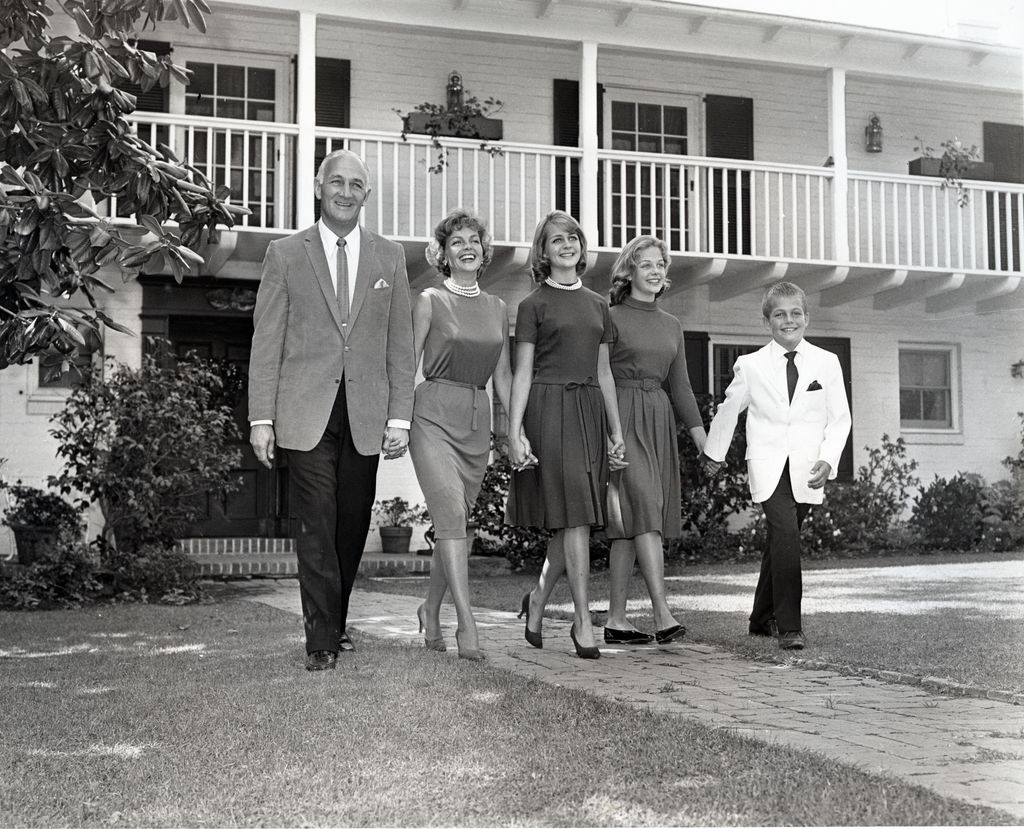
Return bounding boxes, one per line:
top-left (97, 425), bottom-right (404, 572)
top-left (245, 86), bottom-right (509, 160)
top-left (285, 381), bottom-right (379, 654)
top-left (751, 461), bottom-right (810, 634)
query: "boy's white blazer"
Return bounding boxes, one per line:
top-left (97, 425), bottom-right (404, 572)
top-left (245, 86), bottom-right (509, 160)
top-left (704, 339), bottom-right (851, 504)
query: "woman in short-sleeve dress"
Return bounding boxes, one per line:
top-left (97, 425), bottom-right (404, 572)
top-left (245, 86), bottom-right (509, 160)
top-left (507, 211), bottom-right (625, 659)
top-left (603, 235), bottom-right (707, 646)
top-left (410, 209), bottom-right (513, 661)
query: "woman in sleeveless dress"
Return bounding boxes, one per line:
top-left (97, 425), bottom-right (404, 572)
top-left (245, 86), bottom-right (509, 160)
top-left (410, 209), bottom-right (513, 660)
top-left (603, 235), bottom-right (707, 646)
top-left (507, 211), bottom-right (625, 659)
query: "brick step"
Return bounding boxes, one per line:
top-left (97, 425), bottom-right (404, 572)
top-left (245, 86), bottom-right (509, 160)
top-left (182, 540), bottom-right (433, 578)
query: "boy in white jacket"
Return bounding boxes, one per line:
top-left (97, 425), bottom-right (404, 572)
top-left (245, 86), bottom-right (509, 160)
top-left (702, 282), bottom-right (851, 650)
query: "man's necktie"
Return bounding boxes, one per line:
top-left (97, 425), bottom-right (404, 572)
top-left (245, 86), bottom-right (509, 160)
top-left (336, 238), bottom-right (349, 323)
top-left (785, 351), bottom-right (798, 403)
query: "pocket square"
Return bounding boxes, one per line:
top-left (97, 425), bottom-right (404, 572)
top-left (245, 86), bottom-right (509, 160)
top-left (373, 278), bottom-right (390, 289)
top-left (807, 380), bottom-right (822, 391)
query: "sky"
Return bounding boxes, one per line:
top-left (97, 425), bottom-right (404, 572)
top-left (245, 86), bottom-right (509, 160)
top-left (664, 0), bottom-right (1024, 46)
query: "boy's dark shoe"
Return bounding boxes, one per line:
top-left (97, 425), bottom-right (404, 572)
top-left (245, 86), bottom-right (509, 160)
top-left (305, 650), bottom-right (338, 671)
top-left (778, 631), bottom-right (805, 650)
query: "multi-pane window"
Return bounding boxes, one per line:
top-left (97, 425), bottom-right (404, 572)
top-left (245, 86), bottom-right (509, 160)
top-left (899, 347), bottom-right (955, 429)
top-left (607, 98), bottom-right (693, 251)
top-left (713, 343), bottom-right (760, 401)
top-left (184, 62), bottom-right (278, 226)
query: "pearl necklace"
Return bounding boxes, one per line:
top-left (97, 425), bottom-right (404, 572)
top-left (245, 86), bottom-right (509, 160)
top-left (544, 277), bottom-right (582, 291)
top-left (444, 277), bottom-right (480, 298)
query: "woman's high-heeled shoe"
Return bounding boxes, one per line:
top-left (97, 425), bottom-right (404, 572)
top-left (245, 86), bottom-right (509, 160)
top-left (455, 629), bottom-right (485, 661)
top-left (417, 603), bottom-right (447, 652)
top-left (518, 592), bottom-right (543, 649)
top-left (570, 624), bottom-right (600, 660)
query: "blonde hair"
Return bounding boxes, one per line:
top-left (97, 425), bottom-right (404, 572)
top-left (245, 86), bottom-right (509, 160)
top-left (761, 282), bottom-right (807, 318)
top-left (529, 210), bottom-right (588, 282)
top-left (609, 235), bottom-right (672, 306)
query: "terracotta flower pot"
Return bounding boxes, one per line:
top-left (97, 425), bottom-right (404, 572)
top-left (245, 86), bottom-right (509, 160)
top-left (379, 526), bottom-right (413, 555)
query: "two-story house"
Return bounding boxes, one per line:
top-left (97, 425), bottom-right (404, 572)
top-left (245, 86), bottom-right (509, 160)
top-left (2, 0), bottom-right (1022, 552)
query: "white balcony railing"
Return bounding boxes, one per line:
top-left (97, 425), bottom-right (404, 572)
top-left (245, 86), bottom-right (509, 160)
top-left (108, 114), bottom-right (1022, 275)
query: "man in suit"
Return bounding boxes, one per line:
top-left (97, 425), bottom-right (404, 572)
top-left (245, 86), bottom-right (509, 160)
top-left (702, 282), bottom-right (850, 650)
top-left (248, 149), bottom-right (415, 671)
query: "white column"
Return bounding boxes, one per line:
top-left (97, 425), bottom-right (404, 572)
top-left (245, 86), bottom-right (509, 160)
top-left (295, 11), bottom-right (317, 230)
top-left (579, 41), bottom-right (599, 243)
top-left (827, 67), bottom-right (850, 261)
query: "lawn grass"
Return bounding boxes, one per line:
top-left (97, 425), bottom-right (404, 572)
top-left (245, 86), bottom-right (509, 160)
top-left (362, 551), bottom-right (1024, 694)
top-left (0, 600), bottom-right (1014, 827)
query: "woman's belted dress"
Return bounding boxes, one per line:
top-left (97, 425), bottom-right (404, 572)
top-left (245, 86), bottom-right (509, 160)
top-left (506, 283), bottom-right (615, 529)
top-left (605, 295), bottom-right (703, 540)
top-left (410, 287), bottom-right (507, 540)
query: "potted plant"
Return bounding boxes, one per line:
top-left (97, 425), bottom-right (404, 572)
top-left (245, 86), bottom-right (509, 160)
top-left (0, 480), bottom-right (83, 565)
top-left (910, 136), bottom-right (995, 206)
top-left (395, 73), bottom-right (504, 173)
top-left (373, 497), bottom-right (429, 555)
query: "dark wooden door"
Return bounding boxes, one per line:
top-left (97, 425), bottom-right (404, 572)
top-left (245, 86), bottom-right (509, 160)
top-left (168, 316), bottom-right (282, 537)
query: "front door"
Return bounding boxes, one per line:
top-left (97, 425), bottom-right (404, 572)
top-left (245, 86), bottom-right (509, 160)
top-left (168, 315), bottom-right (282, 537)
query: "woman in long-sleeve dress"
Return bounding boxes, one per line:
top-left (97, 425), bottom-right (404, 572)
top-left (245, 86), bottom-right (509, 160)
top-left (410, 209), bottom-right (513, 660)
top-left (603, 235), bottom-right (707, 645)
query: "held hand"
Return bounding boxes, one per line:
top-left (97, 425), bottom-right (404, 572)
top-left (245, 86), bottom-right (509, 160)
top-left (701, 453), bottom-right (723, 477)
top-left (382, 427), bottom-right (409, 460)
top-left (607, 435), bottom-right (627, 471)
top-left (807, 460), bottom-right (832, 489)
top-left (250, 424), bottom-right (276, 469)
top-left (508, 433), bottom-right (537, 471)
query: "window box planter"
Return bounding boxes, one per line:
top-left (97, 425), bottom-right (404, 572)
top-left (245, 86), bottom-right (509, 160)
top-left (908, 157), bottom-right (995, 181)
top-left (403, 112), bottom-right (504, 141)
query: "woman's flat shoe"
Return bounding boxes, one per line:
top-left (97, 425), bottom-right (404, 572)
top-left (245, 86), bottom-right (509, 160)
top-left (518, 592), bottom-right (543, 649)
top-left (569, 624), bottom-right (600, 659)
top-left (603, 627), bottom-right (654, 645)
top-left (655, 623), bottom-right (686, 644)
top-left (417, 603), bottom-right (447, 652)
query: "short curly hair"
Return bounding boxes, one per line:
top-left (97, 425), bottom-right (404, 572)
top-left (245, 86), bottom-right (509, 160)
top-left (529, 210), bottom-right (588, 283)
top-left (608, 235), bottom-right (672, 306)
top-left (424, 208), bottom-right (493, 278)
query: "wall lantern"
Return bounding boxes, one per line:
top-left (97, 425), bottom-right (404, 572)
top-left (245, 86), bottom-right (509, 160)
top-left (446, 71), bottom-right (464, 111)
top-left (865, 113), bottom-right (883, 153)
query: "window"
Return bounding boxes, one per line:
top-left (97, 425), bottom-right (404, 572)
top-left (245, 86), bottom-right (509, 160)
top-left (712, 342), bottom-right (760, 400)
top-left (899, 345), bottom-right (958, 430)
top-left (604, 91), bottom-right (699, 251)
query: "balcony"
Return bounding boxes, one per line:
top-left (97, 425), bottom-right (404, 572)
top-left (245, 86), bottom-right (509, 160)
top-left (116, 113), bottom-right (1023, 312)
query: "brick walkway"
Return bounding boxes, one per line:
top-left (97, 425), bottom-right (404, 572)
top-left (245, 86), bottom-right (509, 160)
top-left (238, 581), bottom-right (1024, 820)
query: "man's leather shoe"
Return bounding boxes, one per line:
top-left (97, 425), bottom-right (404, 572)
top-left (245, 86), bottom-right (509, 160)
top-left (603, 627), bottom-right (654, 645)
top-left (305, 650), bottom-right (338, 671)
top-left (778, 631), bottom-right (805, 650)
top-left (748, 619), bottom-right (779, 638)
top-left (337, 632), bottom-right (355, 652)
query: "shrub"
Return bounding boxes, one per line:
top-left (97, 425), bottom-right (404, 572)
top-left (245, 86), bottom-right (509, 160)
top-left (0, 480), bottom-right (82, 536)
top-left (48, 348), bottom-right (242, 554)
top-left (99, 541), bottom-right (201, 605)
top-left (373, 498), bottom-right (428, 527)
top-left (978, 478), bottom-right (1024, 552)
top-left (0, 544), bottom-right (100, 610)
top-left (737, 433), bottom-right (920, 559)
top-left (678, 394), bottom-right (751, 536)
top-left (909, 473), bottom-right (985, 551)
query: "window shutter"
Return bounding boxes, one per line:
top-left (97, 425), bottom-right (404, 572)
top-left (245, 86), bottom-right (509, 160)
top-left (705, 95), bottom-right (753, 253)
top-left (705, 95), bottom-right (753, 160)
top-left (683, 330), bottom-right (709, 396)
top-left (316, 57), bottom-right (351, 128)
top-left (311, 58), bottom-right (352, 221)
top-left (984, 122), bottom-right (1023, 270)
top-left (116, 40), bottom-right (171, 113)
top-left (552, 79), bottom-right (604, 224)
